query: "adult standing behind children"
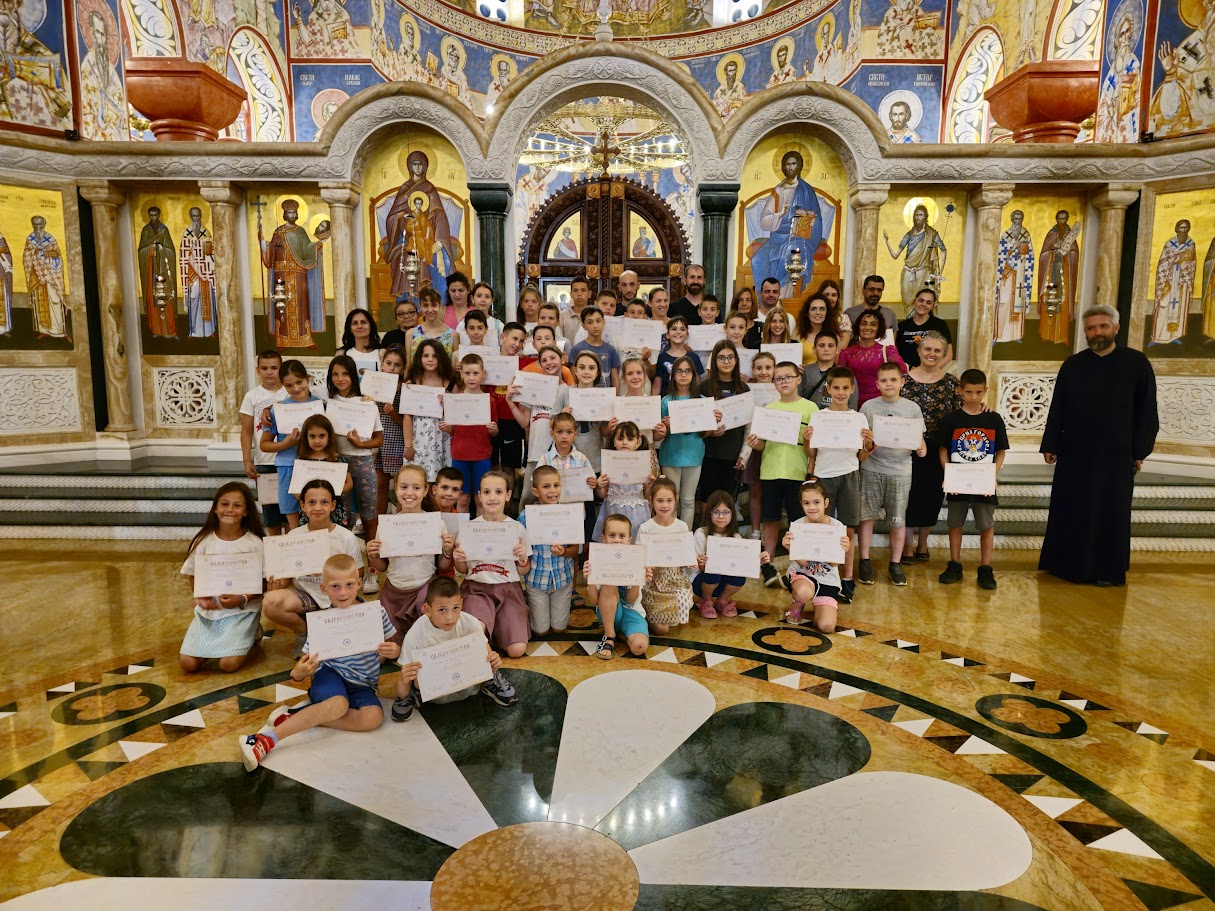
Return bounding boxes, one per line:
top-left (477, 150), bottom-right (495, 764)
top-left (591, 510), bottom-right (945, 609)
top-left (1039, 305), bottom-right (1158, 587)
top-left (895, 288), bottom-right (953, 368)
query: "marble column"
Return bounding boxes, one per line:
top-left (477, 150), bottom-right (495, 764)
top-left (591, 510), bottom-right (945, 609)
top-left (469, 182), bottom-right (513, 322)
top-left (319, 181), bottom-right (361, 334)
top-left (199, 180), bottom-right (245, 438)
top-left (697, 183), bottom-right (738, 301)
top-left (966, 183), bottom-right (1015, 380)
top-left (77, 181), bottom-right (135, 433)
top-left (848, 184), bottom-right (890, 308)
top-left (1092, 183), bottom-right (1141, 317)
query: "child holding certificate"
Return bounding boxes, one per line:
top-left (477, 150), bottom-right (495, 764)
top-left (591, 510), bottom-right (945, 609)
top-left (392, 577), bottom-right (517, 722)
top-left (782, 481), bottom-right (851, 632)
top-left (693, 491), bottom-right (770, 618)
top-left (407, 287), bottom-right (459, 358)
top-left (638, 478), bottom-right (693, 631)
top-left (518, 466), bottom-right (579, 635)
top-left (723, 313), bottom-right (751, 378)
top-left (739, 352), bottom-right (776, 541)
top-left (179, 482), bottom-right (266, 673)
top-left (373, 345), bottom-right (407, 524)
top-left (452, 471), bottom-right (531, 660)
top-left (512, 345), bottom-right (571, 504)
top-left (660, 355), bottom-right (718, 526)
top-left (401, 339), bottom-right (454, 483)
top-left (441, 354), bottom-right (499, 513)
top-left (367, 465), bottom-right (456, 643)
top-left (568, 352), bottom-right (606, 473)
top-left (654, 317), bottom-right (702, 396)
top-left (327, 356), bottom-right (384, 562)
top-left (490, 322), bottom-right (529, 488)
top-left (806, 366), bottom-right (871, 605)
top-left (592, 420), bottom-right (658, 543)
top-left (932, 369), bottom-right (1009, 591)
top-left (294, 414), bottom-right (353, 528)
top-left (610, 356), bottom-right (664, 447)
top-left (259, 360), bottom-right (324, 531)
top-left (586, 514), bottom-right (651, 660)
top-left (262, 479), bottom-right (366, 659)
top-left (240, 555), bottom-right (398, 771)
top-left (700, 340), bottom-right (751, 521)
top-left (239, 350), bottom-right (286, 534)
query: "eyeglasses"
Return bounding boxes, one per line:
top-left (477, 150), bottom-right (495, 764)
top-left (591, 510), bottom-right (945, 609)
top-left (674, 367), bottom-right (694, 375)
top-left (716, 353), bottom-right (737, 361)
top-left (710, 507), bottom-right (733, 517)
top-left (774, 375), bottom-right (799, 383)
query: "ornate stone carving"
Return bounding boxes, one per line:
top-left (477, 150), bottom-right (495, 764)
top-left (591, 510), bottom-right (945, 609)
top-left (1158, 377), bottom-right (1215, 445)
top-left (154, 367), bottom-right (216, 427)
top-left (0, 368), bottom-right (82, 434)
top-left (997, 373), bottom-right (1056, 432)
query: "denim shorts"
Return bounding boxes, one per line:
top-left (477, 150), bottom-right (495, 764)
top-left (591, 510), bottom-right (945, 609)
top-left (308, 664), bottom-right (381, 711)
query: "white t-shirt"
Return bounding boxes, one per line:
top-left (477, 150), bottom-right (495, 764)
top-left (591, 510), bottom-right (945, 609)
top-left (240, 385), bottom-right (289, 467)
top-left (331, 393), bottom-right (384, 457)
top-left (459, 516), bottom-right (525, 584)
top-left (811, 411), bottom-right (863, 479)
top-left (403, 611), bottom-right (488, 703)
top-left (289, 523), bottom-right (364, 609)
top-left (181, 531), bottom-right (263, 618)
top-left (385, 546), bottom-right (439, 591)
top-left (339, 347), bottom-right (383, 377)
top-left (525, 385), bottom-right (570, 465)
top-left (787, 516), bottom-right (844, 589)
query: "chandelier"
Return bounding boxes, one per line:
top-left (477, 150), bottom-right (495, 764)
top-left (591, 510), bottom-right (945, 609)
top-left (518, 97), bottom-right (688, 176)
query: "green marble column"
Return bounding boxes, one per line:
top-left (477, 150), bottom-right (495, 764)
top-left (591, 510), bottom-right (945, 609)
top-left (469, 183), bottom-right (513, 323)
top-left (697, 183), bottom-right (739, 301)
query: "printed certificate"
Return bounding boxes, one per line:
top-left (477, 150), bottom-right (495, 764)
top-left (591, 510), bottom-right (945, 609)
top-left (193, 552), bottom-right (264, 597)
top-left (272, 400), bottom-right (325, 435)
top-left (412, 633), bottom-right (494, 702)
top-left (587, 543), bottom-right (646, 586)
top-left (613, 395), bottom-right (662, 429)
top-left (872, 416), bottom-right (923, 450)
top-left (399, 384), bottom-right (444, 419)
top-left (510, 371), bottom-right (559, 407)
top-left (600, 450), bottom-right (651, 485)
top-left (620, 318), bottom-right (665, 362)
top-left (603, 315), bottom-right (624, 342)
top-left (789, 522), bottom-right (846, 564)
top-left (453, 345), bottom-right (497, 363)
top-left (305, 603), bottom-right (385, 661)
top-left (439, 512), bottom-right (471, 537)
top-left (761, 343), bottom-right (803, 366)
top-left (750, 406), bottom-right (802, 445)
top-left (480, 354), bottom-right (520, 388)
top-left (716, 391), bottom-right (754, 431)
top-left (736, 347), bottom-right (756, 378)
top-left (443, 393), bottom-right (492, 426)
top-left (359, 371), bottom-right (400, 405)
top-left (377, 512), bottom-right (445, 558)
top-left (643, 531), bottom-right (697, 568)
top-left (749, 383), bottom-right (779, 406)
top-left (687, 323), bottom-right (724, 351)
top-left (706, 537), bottom-right (762, 578)
top-left (667, 397), bottom-right (717, 434)
top-left (944, 462), bottom-right (997, 496)
top-left (325, 398), bottom-right (378, 439)
top-left (288, 459), bottom-right (349, 496)
top-left (459, 521), bottom-right (519, 561)
top-left (255, 471), bottom-right (278, 505)
top-left (569, 387), bottom-right (616, 421)
top-left (810, 410), bottom-right (866, 449)
top-left (524, 503), bottom-right (585, 545)
top-left (263, 529), bottom-right (329, 579)
top-left (558, 466), bottom-right (597, 502)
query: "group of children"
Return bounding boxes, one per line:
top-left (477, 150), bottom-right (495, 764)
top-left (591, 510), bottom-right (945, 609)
top-left (182, 277), bottom-right (1011, 770)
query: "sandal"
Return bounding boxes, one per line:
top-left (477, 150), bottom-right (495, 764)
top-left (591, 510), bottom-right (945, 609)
top-left (915, 549), bottom-right (930, 562)
top-left (716, 598), bottom-right (738, 617)
top-left (784, 601), bottom-right (805, 625)
top-left (697, 598), bottom-right (718, 619)
top-left (594, 635), bottom-right (614, 660)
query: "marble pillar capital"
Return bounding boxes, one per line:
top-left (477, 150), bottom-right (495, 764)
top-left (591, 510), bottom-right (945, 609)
top-left (78, 180), bottom-right (125, 208)
top-left (849, 183), bottom-right (890, 209)
top-left (468, 182), bottom-right (513, 216)
top-left (697, 183), bottom-right (739, 216)
top-left (318, 181), bottom-right (361, 209)
top-left (1092, 184), bottom-right (1140, 211)
top-left (198, 181), bottom-right (242, 207)
top-left (968, 183), bottom-right (1015, 210)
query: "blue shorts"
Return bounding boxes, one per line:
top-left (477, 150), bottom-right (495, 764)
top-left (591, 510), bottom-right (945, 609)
top-left (277, 465), bottom-right (299, 516)
top-left (692, 572), bottom-right (746, 595)
top-left (452, 458), bottom-right (492, 495)
top-left (257, 465), bottom-right (285, 527)
top-left (597, 599), bottom-right (649, 639)
top-left (308, 664), bottom-right (381, 711)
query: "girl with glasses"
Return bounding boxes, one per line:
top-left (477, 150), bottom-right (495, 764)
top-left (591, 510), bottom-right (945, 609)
top-left (698, 340), bottom-right (751, 527)
top-left (692, 490), bottom-right (771, 618)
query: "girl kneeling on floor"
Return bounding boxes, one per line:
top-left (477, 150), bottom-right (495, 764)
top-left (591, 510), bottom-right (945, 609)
top-left (782, 480), bottom-right (851, 634)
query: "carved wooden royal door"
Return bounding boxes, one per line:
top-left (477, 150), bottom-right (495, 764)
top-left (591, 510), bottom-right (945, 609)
top-left (518, 176), bottom-right (690, 306)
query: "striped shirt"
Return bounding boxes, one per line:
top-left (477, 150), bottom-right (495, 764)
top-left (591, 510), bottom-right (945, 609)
top-left (303, 601), bottom-right (395, 689)
top-left (517, 511), bottom-right (574, 592)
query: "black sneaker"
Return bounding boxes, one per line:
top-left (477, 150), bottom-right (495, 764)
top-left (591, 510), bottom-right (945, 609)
top-left (762, 563), bottom-right (782, 588)
top-left (977, 565), bottom-right (997, 590)
top-left (842, 578), bottom-right (856, 600)
top-left (888, 562), bottom-right (907, 586)
top-left (856, 559), bottom-right (875, 585)
top-left (390, 690), bottom-right (418, 722)
top-left (836, 581), bottom-right (853, 604)
top-left (938, 561), bottom-right (963, 584)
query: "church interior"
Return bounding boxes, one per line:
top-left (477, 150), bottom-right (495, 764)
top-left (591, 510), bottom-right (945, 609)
top-left (1, 0), bottom-right (1214, 906)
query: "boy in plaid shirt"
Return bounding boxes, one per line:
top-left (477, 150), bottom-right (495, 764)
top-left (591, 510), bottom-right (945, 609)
top-left (517, 465), bottom-right (579, 635)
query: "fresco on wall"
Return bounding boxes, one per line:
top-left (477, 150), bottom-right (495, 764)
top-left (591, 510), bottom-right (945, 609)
top-left (990, 191), bottom-right (1086, 361)
top-left (875, 190), bottom-right (964, 314)
top-left (76, 0), bottom-right (129, 140)
top-left (1095, 0), bottom-right (1144, 142)
top-left (844, 63), bottom-right (944, 141)
top-left (0, 0), bottom-right (72, 134)
top-left (0, 184), bottom-right (71, 351)
top-left (1144, 188), bottom-right (1215, 357)
top-left (1147, 0), bottom-right (1215, 139)
top-left (861, 0), bottom-right (945, 57)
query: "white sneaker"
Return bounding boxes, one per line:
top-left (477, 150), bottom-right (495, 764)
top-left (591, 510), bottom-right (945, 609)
top-left (747, 528), bottom-right (762, 540)
top-left (362, 571), bottom-right (381, 595)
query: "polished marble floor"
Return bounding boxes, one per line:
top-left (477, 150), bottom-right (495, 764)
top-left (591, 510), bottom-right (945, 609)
top-left (1, 542), bottom-right (1214, 910)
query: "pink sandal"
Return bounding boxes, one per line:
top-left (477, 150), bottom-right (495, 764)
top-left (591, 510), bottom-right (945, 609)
top-left (784, 600), bottom-right (805, 625)
top-left (697, 598), bottom-right (718, 619)
top-left (716, 598), bottom-right (738, 617)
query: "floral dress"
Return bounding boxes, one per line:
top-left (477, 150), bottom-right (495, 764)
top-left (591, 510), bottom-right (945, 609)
top-left (901, 372), bottom-right (961, 528)
top-left (404, 383), bottom-right (451, 483)
top-left (592, 450), bottom-right (659, 542)
top-left (638, 516), bottom-right (694, 626)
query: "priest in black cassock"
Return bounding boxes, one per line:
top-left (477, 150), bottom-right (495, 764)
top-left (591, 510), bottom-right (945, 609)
top-left (1039, 305), bottom-right (1159, 586)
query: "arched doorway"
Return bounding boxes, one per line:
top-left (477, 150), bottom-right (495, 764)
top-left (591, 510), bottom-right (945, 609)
top-left (518, 175), bottom-right (691, 305)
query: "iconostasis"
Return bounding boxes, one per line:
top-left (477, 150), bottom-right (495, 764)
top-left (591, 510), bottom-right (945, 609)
top-left (1141, 187), bottom-right (1215, 359)
top-left (875, 188), bottom-right (966, 317)
top-left (0, 183), bottom-right (73, 352)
